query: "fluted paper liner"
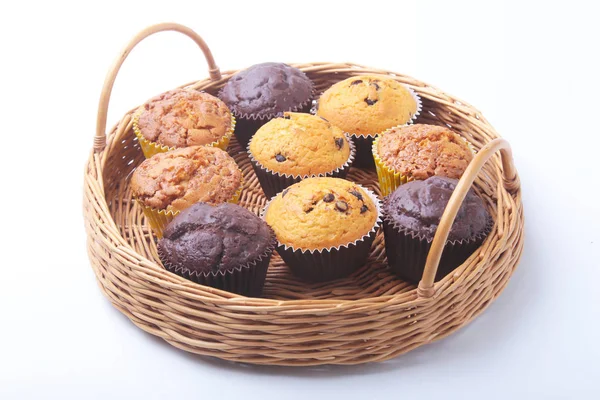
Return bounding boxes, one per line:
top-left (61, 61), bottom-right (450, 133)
top-left (224, 84), bottom-right (316, 148)
top-left (137, 174), bottom-right (244, 239)
top-left (372, 133), bottom-right (476, 197)
top-left (133, 109), bottom-right (236, 159)
top-left (382, 196), bottom-right (494, 283)
top-left (260, 184), bottom-right (382, 282)
top-left (313, 84), bottom-right (422, 169)
top-left (247, 134), bottom-right (356, 199)
top-left (158, 230), bottom-right (277, 297)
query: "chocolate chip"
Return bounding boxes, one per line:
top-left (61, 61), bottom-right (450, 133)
top-left (275, 154), bottom-right (286, 162)
top-left (323, 193), bottom-right (334, 202)
top-left (282, 188), bottom-right (290, 197)
top-left (349, 190), bottom-right (363, 201)
top-left (371, 82), bottom-right (380, 90)
top-left (335, 201), bottom-right (348, 212)
top-left (365, 98), bottom-right (377, 106)
top-left (351, 80), bottom-right (362, 85)
top-left (360, 205), bottom-right (369, 214)
top-left (283, 114), bottom-right (291, 119)
top-left (335, 137), bottom-right (344, 150)
top-left (305, 207), bottom-right (314, 213)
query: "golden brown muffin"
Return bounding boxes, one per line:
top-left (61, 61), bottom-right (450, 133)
top-left (317, 75), bottom-right (417, 136)
top-left (264, 177), bottom-right (377, 250)
top-left (137, 89), bottom-right (233, 148)
top-left (131, 146), bottom-right (242, 212)
top-left (376, 124), bottom-right (473, 181)
top-left (249, 112), bottom-right (351, 176)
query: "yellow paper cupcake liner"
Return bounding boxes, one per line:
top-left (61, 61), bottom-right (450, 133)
top-left (132, 108), bottom-right (236, 158)
top-left (372, 134), bottom-right (412, 197)
top-left (138, 175), bottom-right (244, 238)
top-left (372, 134), bottom-right (477, 197)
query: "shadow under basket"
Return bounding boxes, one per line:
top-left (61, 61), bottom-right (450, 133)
top-left (83, 23), bottom-right (524, 367)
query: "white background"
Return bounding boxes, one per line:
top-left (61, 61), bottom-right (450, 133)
top-left (1, 0), bottom-right (599, 398)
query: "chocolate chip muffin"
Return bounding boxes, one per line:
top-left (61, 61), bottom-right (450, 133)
top-left (383, 176), bottom-right (492, 283)
top-left (219, 62), bottom-right (314, 146)
top-left (158, 203), bottom-right (276, 296)
top-left (131, 146), bottom-right (243, 237)
top-left (134, 88), bottom-right (234, 158)
top-left (373, 124), bottom-right (473, 196)
top-left (248, 112), bottom-right (354, 198)
top-left (316, 75), bottom-right (420, 167)
top-left (263, 177), bottom-right (381, 281)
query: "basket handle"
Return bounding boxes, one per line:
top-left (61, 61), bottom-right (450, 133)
top-left (417, 138), bottom-right (520, 299)
top-left (94, 23), bottom-right (221, 153)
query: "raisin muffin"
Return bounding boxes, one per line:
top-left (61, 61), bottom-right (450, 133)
top-left (263, 177), bottom-right (381, 281)
top-left (219, 63), bottom-right (314, 146)
top-left (383, 176), bottom-right (492, 283)
top-left (133, 88), bottom-right (234, 158)
top-left (373, 124), bottom-right (473, 196)
top-left (131, 146), bottom-right (243, 237)
top-left (248, 112), bottom-right (354, 198)
top-left (158, 203), bottom-right (276, 296)
top-left (316, 75), bottom-right (420, 167)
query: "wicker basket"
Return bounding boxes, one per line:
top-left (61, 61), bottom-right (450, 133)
top-left (83, 23), bottom-right (523, 366)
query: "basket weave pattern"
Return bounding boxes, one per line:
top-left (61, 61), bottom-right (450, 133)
top-left (83, 24), bottom-right (523, 366)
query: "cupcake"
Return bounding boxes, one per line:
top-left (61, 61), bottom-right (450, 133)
top-left (263, 177), bottom-right (381, 282)
top-left (131, 146), bottom-right (243, 237)
top-left (248, 112), bottom-right (355, 198)
top-left (219, 62), bottom-right (314, 147)
top-left (373, 124), bottom-right (473, 196)
top-left (316, 75), bottom-right (421, 168)
top-left (133, 88), bottom-right (235, 158)
top-left (158, 203), bottom-right (276, 297)
top-left (382, 176), bottom-right (492, 283)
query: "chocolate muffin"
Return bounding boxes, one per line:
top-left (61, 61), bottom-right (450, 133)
top-left (316, 75), bottom-right (420, 167)
top-left (263, 177), bottom-right (381, 282)
top-left (248, 112), bottom-right (354, 198)
top-left (219, 63), bottom-right (314, 146)
top-left (158, 203), bottom-right (276, 296)
top-left (382, 176), bottom-right (492, 283)
top-left (133, 88), bottom-right (234, 158)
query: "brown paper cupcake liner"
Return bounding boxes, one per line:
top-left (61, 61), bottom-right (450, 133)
top-left (382, 197), bottom-right (494, 283)
top-left (261, 184), bottom-right (382, 282)
top-left (158, 231), bottom-right (277, 297)
top-left (247, 134), bottom-right (356, 199)
top-left (229, 87), bottom-right (315, 148)
top-left (312, 85), bottom-right (422, 169)
top-left (137, 173), bottom-right (244, 239)
top-left (133, 108), bottom-right (236, 158)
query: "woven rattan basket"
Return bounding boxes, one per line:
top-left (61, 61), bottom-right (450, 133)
top-left (83, 23), bottom-right (523, 366)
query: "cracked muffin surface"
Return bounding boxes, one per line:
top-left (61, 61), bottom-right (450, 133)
top-left (249, 112), bottom-right (350, 176)
top-left (131, 146), bottom-right (242, 212)
top-left (137, 88), bottom-right (232, 148)
top-left (264, 177), bottom-right (377, 250)
top-left (218, 62), bottom-right (314, 118)
top-left (376, 124), bottom-right (473, 181)
top-left (317, 75), bottom-right (417, 136)
top-left (158, 202), bottom-right (275, 273)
